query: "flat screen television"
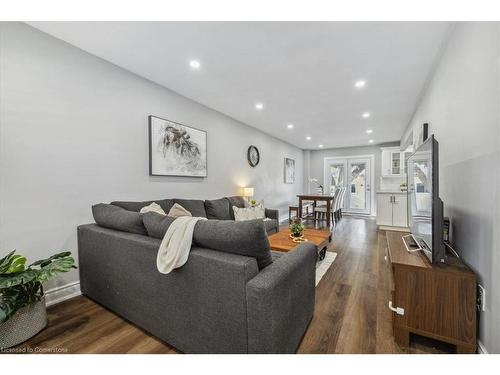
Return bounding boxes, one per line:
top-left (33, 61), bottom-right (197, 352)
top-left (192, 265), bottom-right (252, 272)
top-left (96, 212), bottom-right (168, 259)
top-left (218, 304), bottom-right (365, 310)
top-left (407, 135), bottom-right (446, 264)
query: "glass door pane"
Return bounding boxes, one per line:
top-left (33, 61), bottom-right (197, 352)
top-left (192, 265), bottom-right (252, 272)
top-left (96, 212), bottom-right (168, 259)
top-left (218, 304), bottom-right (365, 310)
top-left (329, 163), bottom-right (345, 195)
top-left (347, 158), bottom-right (371, 214)
top-left (391, 152), bottom-right (401, 175)
top-left (324, 157), bottom-right (372, 215)
top-left (349, 162), bottom-right (366, 210)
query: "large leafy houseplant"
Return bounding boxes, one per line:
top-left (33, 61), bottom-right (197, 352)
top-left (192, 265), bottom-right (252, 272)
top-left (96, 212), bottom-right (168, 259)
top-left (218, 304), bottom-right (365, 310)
top-left (0, 250), bottom-right (76, 324)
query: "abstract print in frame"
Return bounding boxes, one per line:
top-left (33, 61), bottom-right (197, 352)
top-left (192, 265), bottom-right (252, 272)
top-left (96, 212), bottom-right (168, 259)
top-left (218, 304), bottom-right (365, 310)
top-left (149, 115), bottom-right (207, 177)
top-left (284, 157), bottom-right (295, 184)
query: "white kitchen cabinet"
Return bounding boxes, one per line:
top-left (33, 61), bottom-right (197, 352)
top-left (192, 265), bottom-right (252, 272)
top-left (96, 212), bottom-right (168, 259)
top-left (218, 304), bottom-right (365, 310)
top-left (381, 147), bottom-right (414, 177)
top-left (391, 151), bottom-right (401, 175)
top-left (381, 148), bottom-right (394, 177)
top-left (376, 192), bottom-right (408, 230)
top-left (392, 194), bottom-right (408, 227)
top-left (376, 194), bottom-right (393, 226)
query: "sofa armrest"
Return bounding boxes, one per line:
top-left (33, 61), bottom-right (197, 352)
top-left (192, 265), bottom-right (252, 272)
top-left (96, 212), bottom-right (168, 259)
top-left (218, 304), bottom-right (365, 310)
top-left (265, 208), bottom-right (279, 221)
top-left (246, 242), bottom-right (316, 353)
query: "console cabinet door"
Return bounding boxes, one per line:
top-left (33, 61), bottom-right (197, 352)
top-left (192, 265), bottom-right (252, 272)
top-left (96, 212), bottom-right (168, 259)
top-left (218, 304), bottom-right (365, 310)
top-left (392, 194), bottom-right (408, 227)
top-left (376, 194), bottom-right (393, 226)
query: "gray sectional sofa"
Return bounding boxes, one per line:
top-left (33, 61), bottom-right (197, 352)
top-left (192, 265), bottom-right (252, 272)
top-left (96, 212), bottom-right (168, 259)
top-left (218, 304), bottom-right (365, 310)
top-left (77, 196), bottom-right (316, 353)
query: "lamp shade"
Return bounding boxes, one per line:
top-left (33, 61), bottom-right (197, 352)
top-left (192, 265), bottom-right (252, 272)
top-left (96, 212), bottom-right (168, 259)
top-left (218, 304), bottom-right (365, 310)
top-left (242, 187), bottom-right (254, 197)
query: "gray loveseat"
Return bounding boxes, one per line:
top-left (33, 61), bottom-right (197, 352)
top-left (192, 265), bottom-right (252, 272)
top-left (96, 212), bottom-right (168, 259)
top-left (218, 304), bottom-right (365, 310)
top-left (77, 196), bottom-right (316, 353)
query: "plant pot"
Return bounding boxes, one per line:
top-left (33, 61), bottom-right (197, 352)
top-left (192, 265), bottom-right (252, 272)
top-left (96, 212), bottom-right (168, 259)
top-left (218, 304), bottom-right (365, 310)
top-left (0, 297), bottom-right (47, 349)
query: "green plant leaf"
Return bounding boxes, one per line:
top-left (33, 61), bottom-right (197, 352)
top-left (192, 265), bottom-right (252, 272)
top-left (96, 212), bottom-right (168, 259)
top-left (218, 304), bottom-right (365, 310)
top-left (5, 255), bottom-right (27, 274)
top-left (35, 256), bottom-right (75, 284)
top-left (29, 251), bottom-right (72, 267)
top-left (0, 269), bottom-right (39, 288)
top-left (0, 250), bottom-right (17, 274)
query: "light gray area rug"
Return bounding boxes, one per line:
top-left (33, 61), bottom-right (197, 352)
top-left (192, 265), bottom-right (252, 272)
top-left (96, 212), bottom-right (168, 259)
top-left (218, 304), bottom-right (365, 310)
top-left (315, 252), bottom-right (337, 286)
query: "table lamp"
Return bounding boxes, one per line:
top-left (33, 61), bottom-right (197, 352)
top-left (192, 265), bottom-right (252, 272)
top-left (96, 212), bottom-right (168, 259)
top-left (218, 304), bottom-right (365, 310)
top-left (242, 187), bottom-right (254, 203)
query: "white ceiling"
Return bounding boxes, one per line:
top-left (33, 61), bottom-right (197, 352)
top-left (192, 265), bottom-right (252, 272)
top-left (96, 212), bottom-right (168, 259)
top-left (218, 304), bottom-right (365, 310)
top-left (28, 22), bottom-right (450, 150)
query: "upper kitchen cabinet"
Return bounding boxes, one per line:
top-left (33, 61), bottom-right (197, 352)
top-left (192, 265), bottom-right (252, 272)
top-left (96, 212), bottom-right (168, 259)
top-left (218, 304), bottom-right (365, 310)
top-left (381, 146), bottom-right (414, 177)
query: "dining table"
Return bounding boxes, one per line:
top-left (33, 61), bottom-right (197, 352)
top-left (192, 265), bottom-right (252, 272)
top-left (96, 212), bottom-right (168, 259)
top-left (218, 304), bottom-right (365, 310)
top-left (297, 194), bottom-right (335, 227)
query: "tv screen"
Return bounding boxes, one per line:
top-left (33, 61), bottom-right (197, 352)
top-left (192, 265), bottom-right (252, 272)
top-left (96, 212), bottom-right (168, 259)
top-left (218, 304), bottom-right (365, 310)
top-left (407, 135), bottom-right (445, 263)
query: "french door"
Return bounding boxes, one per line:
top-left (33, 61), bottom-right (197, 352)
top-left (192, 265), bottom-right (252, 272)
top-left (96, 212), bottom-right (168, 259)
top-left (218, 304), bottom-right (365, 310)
top-left (324, 156), bottom-right (372, 215)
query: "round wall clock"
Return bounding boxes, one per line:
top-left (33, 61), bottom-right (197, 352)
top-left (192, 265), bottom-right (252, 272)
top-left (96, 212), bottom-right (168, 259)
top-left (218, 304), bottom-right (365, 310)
top-left (247, 145), bottom-right (260, 167)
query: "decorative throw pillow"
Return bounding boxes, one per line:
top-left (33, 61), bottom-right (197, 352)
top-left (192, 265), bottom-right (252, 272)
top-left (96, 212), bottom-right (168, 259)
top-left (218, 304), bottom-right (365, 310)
top-left (140, 202), bottom-right (166, 215)
top-left (204, 198), bottom-right (232, 220)
top-left (168, 203), bottom-right (192, 218)
top-left (142, 212), bottom-right (176, 239)
top-left (92, 203), bottom-right (147, 235)
top-left (232, 203), bottom-right (265, 221)
top-left (251, 201), bottom-right (265, 219)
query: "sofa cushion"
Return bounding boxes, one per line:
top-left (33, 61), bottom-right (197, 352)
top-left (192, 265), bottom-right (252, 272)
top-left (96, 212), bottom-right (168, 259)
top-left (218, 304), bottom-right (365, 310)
top-left (263, 219), bottom-right (278, 234)
top-left (92, 203), bottom-right (147, 235)
top-left (142, 212), bottom-right (177, 239)
top-left (173, 199), bottom-right (207, 218)
top-left (205, 198), bottom-right (232, 220)
top-left (226, 196), bottom-right (247, 220)
top-left (111, 199), bottom-right (173, 213)
top-left (142, 216), bottom-right (273, 269)
top-left (194, 219), bottom-right (273, 269)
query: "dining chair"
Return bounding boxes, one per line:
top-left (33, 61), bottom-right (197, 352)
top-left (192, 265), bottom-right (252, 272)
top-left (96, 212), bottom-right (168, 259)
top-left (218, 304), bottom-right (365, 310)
top-left (288, 205), bottom-right (299, 223)
top-left (314, 189), bottom-right (338, 223)
top-left (334, 187), bottom-right (346, 222)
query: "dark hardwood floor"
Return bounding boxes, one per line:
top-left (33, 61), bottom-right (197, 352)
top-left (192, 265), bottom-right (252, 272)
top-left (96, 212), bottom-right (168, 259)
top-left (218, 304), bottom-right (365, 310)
top-left (16, 216), bottom-right (453, 354)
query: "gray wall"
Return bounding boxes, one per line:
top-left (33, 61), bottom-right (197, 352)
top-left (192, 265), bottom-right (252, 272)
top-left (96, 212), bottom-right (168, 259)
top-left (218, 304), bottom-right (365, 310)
top-left (307, 143), bottom-right (399, 215)
top-left (0, 23), bottom-right (304, 289)
top-left (401, 22), bottom-right (500, 353)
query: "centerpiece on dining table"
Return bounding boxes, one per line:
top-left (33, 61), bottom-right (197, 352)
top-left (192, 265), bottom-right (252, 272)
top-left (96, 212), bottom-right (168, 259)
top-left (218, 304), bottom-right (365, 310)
top-left (289, 218), bottom-right (307, 243)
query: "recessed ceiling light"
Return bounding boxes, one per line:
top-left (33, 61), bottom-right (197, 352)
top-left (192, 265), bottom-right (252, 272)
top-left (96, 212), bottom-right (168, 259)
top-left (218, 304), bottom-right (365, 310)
top-left (354, 80), bottom-right (366, 88)
top-left (287, 124), bottom-right (294, 129)
top-left (368, 139), bottom-right (374, 144)
top-left (366, 129), bottom-right (373, 134)
top-left (318, 144), bottom-right (324, 148)
top-left (306, 136), bottom-right (311, 141)
top-left (362, 112), bottom-right (371, 118)
top-left (189, 60), bottom-right (201, 70)
top-left (255, 102), bottom-right (264, 110)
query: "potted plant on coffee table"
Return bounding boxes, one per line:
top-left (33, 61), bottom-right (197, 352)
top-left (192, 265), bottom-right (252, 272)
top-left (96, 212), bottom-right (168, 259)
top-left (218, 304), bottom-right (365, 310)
top-left (0, 250), bottom-right (76, 348)
top-left (289, 218), bottom-right (305, 242)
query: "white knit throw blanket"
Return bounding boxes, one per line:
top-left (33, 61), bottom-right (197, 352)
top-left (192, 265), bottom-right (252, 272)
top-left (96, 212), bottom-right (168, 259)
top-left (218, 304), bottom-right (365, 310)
top-left (156, 216), bottom-right (206, 274)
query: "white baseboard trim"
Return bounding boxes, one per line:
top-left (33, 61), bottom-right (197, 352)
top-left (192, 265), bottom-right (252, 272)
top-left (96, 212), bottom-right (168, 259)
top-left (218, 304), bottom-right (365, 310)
top-left (477, 340), bottom-right (488, 354)
top-left (44, 281), bottom-right (81, 307)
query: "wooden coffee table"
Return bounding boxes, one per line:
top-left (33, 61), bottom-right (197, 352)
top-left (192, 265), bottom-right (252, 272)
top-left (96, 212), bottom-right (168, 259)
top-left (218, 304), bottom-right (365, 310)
top-left (268, 228), bottom-right (332, 260)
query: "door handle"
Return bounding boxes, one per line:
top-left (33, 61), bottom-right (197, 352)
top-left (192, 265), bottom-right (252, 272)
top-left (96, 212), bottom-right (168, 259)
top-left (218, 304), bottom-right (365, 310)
top-left (388, 301), bottom-right (405, 315)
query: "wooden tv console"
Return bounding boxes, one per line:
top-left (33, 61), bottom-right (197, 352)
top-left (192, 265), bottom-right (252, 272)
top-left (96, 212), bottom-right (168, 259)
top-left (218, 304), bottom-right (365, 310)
top-left (384, 231), bottom-right (477, 353)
